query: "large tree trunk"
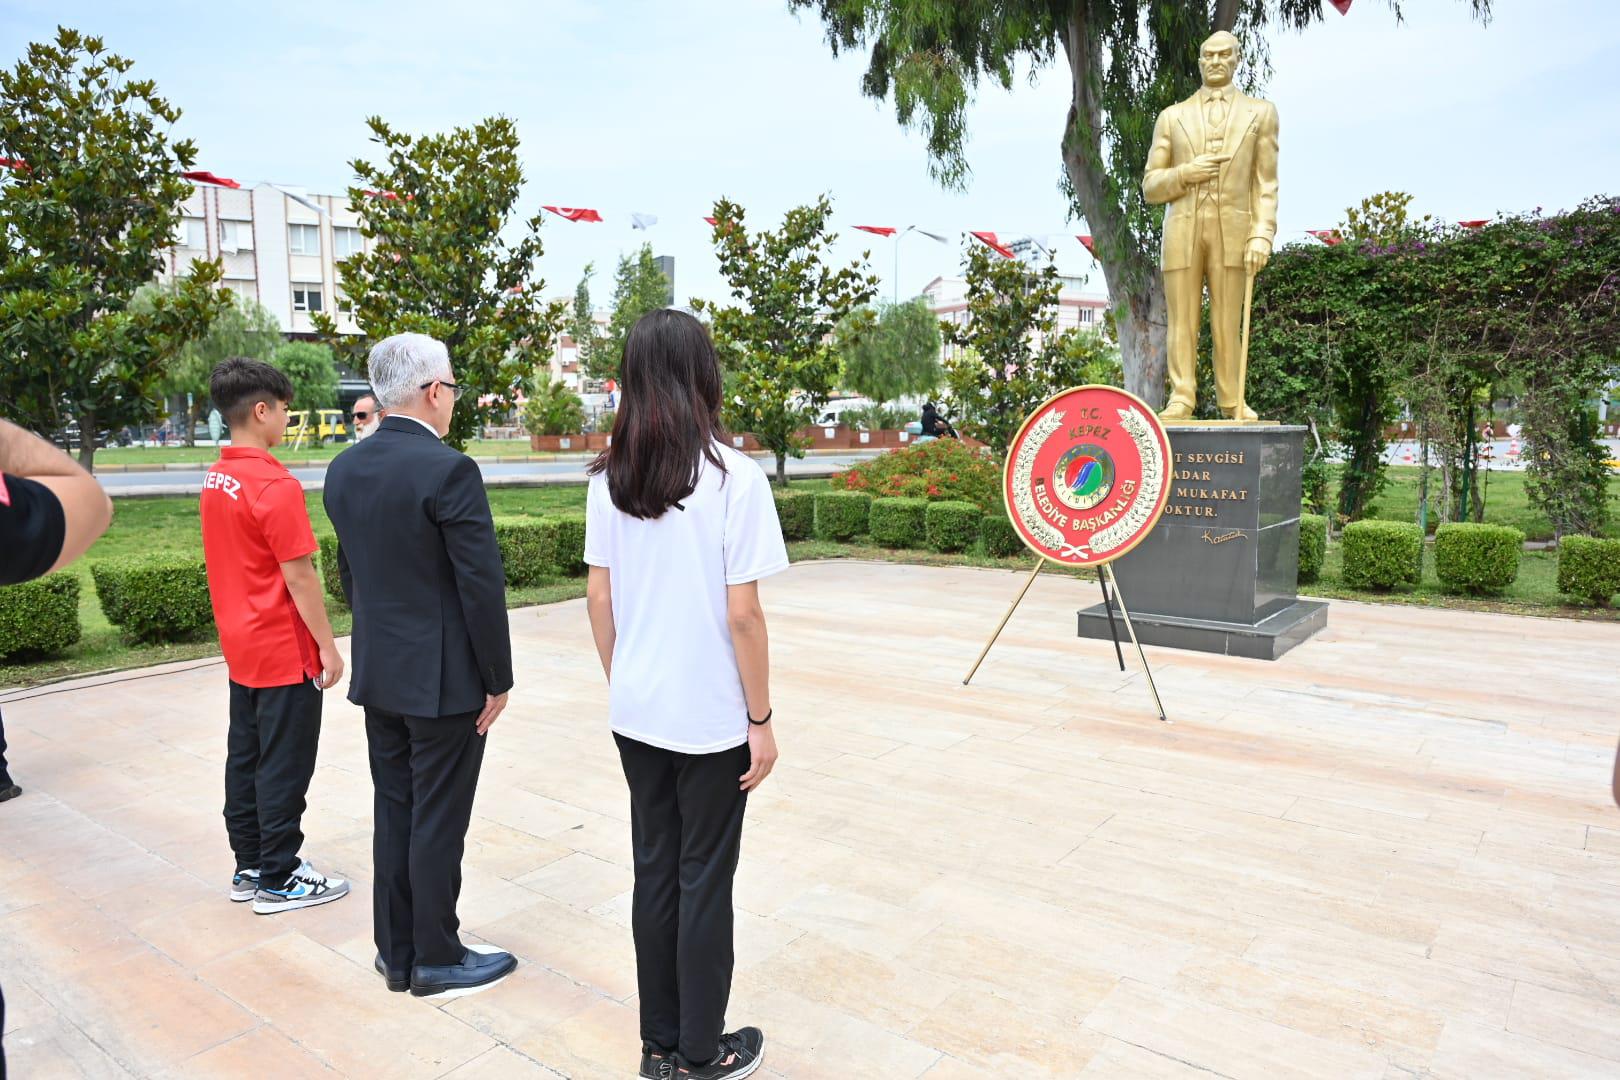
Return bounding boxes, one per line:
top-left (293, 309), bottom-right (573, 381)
top-left (1061, 4), bottom-right (1169, 409)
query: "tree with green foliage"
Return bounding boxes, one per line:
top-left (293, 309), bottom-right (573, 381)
top-left (696, 196), bottom-right (879, 484)
top-left (522, 377), bottom-right (586, 436)
top-left (587, 244), bottom-right (673, 382)
top-left (568, 263), bottom-right (602, 378)
top-left (270, 342), bottom-right (339, 414)
top-left (0, 27), bottom-right (227, 471)
top-left (316, 115), bottom-right (566, 450)
top-left (940, 242), bottom-right (1111, 456)
top-left (835, 298), bottom-right (942, 403)
top-left (789, 0), bottom-right (1491, 408)
top-left (138, 287), bottom-right (281, 445)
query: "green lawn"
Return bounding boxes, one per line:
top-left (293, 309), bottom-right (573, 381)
top-left (92, 438), bottom-right (548, 467)
top-left (5, 471), bottom-right (1616, 691)
top-left (1335, 466), bottom-right (1620, 542)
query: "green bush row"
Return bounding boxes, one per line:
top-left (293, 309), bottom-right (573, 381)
top-left (1298, 514), bottom-right (1327, 584)
top-left (92, 557), bottom-right (215, 644)
top-left (1341, 520), bottom-right (1423, 590)
top-left (804, 491), bottom-right (1030, 559)
top-left (1557, 536), bottom-right (1620, 606)
top-left (774, 489), bottom-right (814, 541)
top-left (1434, 522), bottom-right (1524, 594)
top-left (0, 573), bottom-right (81, 660)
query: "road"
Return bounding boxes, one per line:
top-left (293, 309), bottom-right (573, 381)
top-left (97, 452), bottom-right (883, 497)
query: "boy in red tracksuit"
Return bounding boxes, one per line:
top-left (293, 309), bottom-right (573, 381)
top-left (200, 357), bottom-right (350, 915)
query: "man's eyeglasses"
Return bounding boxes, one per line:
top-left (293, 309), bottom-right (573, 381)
top-left (352, 410), bottom-right (371, 421)
top-left (420, 379), bottom-right (468, 402)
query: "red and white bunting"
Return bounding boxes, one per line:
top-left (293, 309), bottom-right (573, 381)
top-left (1458, 219), bottom-right (1489, 229)
top-left (1330, 0), bottom-right (1353, 14)
top-left (542, 206), bottom-right (604, 223)
top-left (182, 170), bottom-right (240, 188)
top-left (853, 225), bottom-right (898, 237)
top-left (1307, 229), bottom-right (1343, 246)
top-left (1075, 234), bottom-right (1097, 257)
top-left (969, 231), bottom-right (1016, 259)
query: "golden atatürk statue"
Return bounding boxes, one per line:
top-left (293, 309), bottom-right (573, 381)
top-left (1143, 30), bottom-right (1279, 422)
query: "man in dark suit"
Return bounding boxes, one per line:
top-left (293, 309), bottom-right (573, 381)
top-left (323, 332), bottom-right (517, 997)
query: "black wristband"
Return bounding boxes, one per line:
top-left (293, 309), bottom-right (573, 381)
top-left (748, 708), bottom-right (772, 726)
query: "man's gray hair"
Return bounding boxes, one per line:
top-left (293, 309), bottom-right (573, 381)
top-left (368, 333), bottom-right (452, 409)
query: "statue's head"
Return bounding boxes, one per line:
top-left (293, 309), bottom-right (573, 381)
top-left (1198, 31), bottom-right (1240, 89)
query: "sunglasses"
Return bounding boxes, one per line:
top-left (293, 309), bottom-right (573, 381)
top-left (353, 410), bottom-right (371, 421)
top-left (420, 378), bottom-right (468, 402)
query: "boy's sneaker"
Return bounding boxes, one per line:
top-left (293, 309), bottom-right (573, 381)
top-left (252, 859), bottom-right (350, 915)
top-left (676, 1029), bottom-right (764, 1080)
top-left (230, 868), bottom-right (260, 902)
top-left (639, 1045), bottom-right (675, 1079)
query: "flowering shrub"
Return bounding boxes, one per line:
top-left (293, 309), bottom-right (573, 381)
top-left (834, 438), bottom-right (1000, 511)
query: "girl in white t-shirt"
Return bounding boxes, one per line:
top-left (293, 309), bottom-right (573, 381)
top-left (584, 308), bottom-right (786, 1080)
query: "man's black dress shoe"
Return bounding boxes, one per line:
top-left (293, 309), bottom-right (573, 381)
top-left (374, 953), bottom-right (410, 993)
top-left (409, 948), bottom-right (517, 997)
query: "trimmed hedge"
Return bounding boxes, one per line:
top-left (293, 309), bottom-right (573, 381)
top-left (494, 518), bottom-right (550, 586)
top-left (0, 573), bottom-right (81, 660)
top-left (926, 500), bottom-right (981, 553)
top-left (774, 489), bottom-right (815, 541)
top-left (1341, 520), bottom-right (1422, 590)
top-left (1557, 535), bottom-right (1620, 606)
top-left (318, 535), bottom-right (346, 606)
top-left (814, 491), bottom-right (871, 541)
top-left (981, 513), bottom-right (1025, 558)
top-left (868, 498), bottom-right (928, 549)
top-left (92, 556), bottom-right (215, 643)
top-left (1298, 513), bottom-right (1327, 584)
top-left (1434, 522), bottom-right (1523, 594)
top-left (541, 513), bottom-right (587, 576)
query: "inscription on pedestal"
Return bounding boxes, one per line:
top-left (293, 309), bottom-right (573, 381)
top-left (1164, 448), bottom-right (1250, 520)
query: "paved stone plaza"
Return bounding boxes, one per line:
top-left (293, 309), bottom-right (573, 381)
top-left (2, 561), bottom-right (1618, 1078)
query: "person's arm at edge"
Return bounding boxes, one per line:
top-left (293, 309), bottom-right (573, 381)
top-left (0, 418), bottom-right (114, 573)
top-left (280, 554), bottom-right (344, 689)
top-left (586, 565), bottom-right (615, 681)
top-left (728, 579), bottom-right (777, 792)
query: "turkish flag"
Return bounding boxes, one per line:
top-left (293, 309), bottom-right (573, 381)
top-left (183, 170), bottom-right (241, 189)
top-left (1330, 0), bottom-right (1353, 14)
top-left (704, 216), bottom-right (718, 226)
top-left (1075, 234), bottom-right (1097, 256)
top-left (854, 225), bottom-right (897, 237)
top-left (970, 231), bottom-right (1015, 259)
top-left (543, 206), bottom-right (604, 223)
top-left (1458, 219), bottom-right (1488, 228)
top-left (1307, 229), bottom-right (1343, 246)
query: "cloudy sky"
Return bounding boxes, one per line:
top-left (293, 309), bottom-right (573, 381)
top-left (5, 0), bottom-right (1617, 308)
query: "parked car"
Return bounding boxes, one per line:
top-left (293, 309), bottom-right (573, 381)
top-left (51, 421), bottom-right (111, 451)
top-left (285, 409), bottom-right (350, 445)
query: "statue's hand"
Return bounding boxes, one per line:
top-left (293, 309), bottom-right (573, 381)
top-left (1179, 153), bottom-right (1229, 187)
top-left (1244, 238), bottom-right (1272, 276)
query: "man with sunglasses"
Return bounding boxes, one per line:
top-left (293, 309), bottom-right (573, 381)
top-left (324, 333), bottom-right (516, 998)
top-left (351, 392), bottom-right (385, 442)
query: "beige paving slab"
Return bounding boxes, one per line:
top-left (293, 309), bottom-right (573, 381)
top-left (2, 562), bottom-right (1618, 1077)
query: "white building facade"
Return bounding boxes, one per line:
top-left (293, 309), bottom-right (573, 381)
top-left (158, 180), bottom-right (371, 338)
top-left (922, 274), bottom-right (1109, 363)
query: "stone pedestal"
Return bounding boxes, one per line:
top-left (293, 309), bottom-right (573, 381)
top-left (1076, 424), bottom-right (1326, 660)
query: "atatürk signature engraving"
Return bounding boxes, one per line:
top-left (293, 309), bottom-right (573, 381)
top-left (1200, 529), bottom-right (1245, 545)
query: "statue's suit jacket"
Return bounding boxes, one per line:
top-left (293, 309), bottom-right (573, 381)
top-left (1143, 88), bottom-right (1279, 272)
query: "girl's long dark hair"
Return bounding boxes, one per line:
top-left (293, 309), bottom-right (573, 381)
top-left (588, 308), bottom-right (729, 519)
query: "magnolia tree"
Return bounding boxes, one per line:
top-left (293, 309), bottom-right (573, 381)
top-left (696, 196), bottom-right (879, 484)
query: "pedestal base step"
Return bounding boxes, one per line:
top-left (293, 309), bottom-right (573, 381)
top-left (1076, 599), bottom-right (1328, 661)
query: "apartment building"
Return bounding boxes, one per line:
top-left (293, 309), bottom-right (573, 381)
top-left (922, 275), bottom-right (1109, 362)
top-left (158, 180), bottom-right (370, 337)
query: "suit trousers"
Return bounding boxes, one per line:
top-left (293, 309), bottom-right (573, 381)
top-left (224, 679), bottom-right (323, 888)
top-left (615, 732), bottom-right (751, 1065)
top-left (0, 705), bottom-right (11, 786)
top-left (366, 706), bottom-right (487, 969)
top-left (1164, 195), bottom-right (1247, 411)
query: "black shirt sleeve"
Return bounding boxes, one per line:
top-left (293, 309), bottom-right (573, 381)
top-left (0, 473), bottom-right (67, 585)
